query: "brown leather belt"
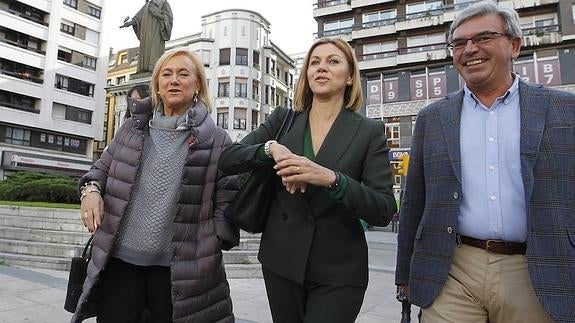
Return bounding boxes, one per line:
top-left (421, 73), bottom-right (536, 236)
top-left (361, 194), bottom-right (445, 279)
top-left (460, 235), bottom-right (526, 255)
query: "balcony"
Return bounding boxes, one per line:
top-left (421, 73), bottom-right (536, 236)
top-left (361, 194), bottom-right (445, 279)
top-left (511, 0), bottom-right (559, 9)
top-left (396, 9), bottom-right (445, 31)
top-left (521, 25), bottom-right (561, 47)
top-left (397, 43), bottom-right (448, 65)
top-left (0, 58), bottom-right (43, 84)
top-left (353, 18), bottom-right (397, 39)
top-left (0, 27), bottom-right (46, 55)
top-left (351, 0), bottom-right (394, 9)
top-left (0, 1), bottom-right (48, 26)
top-left (0, 89), bottom-right (40, 114)
top-left (358, 50), bottom-right (398, 70)
top-left (313, 0), bottom-right (350, 18)
top-left (315, 27), bottom-right (352, 41)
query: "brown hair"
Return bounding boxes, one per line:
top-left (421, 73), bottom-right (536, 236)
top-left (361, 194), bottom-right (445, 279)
top-left (293, 37), bottom-right (363, 112)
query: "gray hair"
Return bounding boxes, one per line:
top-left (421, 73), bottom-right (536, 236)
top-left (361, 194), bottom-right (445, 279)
top-left (448, 1), bottom-right (522, 42)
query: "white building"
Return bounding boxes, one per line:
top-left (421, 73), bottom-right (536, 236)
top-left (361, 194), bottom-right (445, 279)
top-left (0, 0), bottom-right (108, 178)
top-left (168, 9), bottom-right (295, 141)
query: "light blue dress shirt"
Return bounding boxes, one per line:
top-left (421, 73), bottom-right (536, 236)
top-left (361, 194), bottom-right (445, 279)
top-left (458, 75), bottom-right (527, 242)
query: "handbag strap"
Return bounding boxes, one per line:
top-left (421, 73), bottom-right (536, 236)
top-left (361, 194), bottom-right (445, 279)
top-left (274, 108), bottom-right (295, 141)
top-left (81, 235), bottom-right (93, 261)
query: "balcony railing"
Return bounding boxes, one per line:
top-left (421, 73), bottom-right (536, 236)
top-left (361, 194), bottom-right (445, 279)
top-left (521, 24), bottom-right (560, 37)
top-left (359, 50), bottom-right (398, 61)
top-left (0, 69), bottom-right (43, 83)
top-left (0, 101), bottom-right (40, 114)
top-left (1, 7), bottom-right (48, 26)
top-left (315, 26), bottom-right (352, 38)
top-left (314, 0), bottom-right (348, 9)
top-left (1, 38), bottom-right (46, 55)
top-left (361, 17), bottom-right (397, 29)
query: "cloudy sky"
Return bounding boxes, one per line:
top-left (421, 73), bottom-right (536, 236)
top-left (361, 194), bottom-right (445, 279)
top-left (101, 0), bottom-right (317, 55)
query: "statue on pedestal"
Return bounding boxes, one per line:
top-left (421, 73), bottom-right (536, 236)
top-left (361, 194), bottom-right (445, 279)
top-left (120, 0), bottom-right (173, 74)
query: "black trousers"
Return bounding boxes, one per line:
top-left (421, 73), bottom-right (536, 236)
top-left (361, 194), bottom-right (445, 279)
top-left (97, 257), bottom-right (172, 323)
top-left (262, 267), bottom-right (367, 323)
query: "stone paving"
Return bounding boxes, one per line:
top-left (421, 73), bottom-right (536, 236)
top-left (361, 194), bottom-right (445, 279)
top-left (0, 230), bottom-right (414, 323)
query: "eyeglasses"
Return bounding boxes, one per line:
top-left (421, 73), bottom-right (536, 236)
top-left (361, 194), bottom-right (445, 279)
top-left (448, 31), bottom-right (509, 51)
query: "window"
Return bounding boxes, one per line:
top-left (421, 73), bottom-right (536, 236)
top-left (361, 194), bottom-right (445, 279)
top-left (220, 48), bottom-right (230, 65)
top-left (406, 33), bottom-right (445, 53)
top-left (406, 1), bottom-right (443, 19)
top-left (252, 80), bottom-right (260, 101)
top-left (54, 74), bottom-right (95, 97)
top-left (88, 6), bottom-right (101, 19)
top-left (235, 79), bottom-right (248, 98)
top-left (241, 25), bottom-right (246, 36)
top-left (253, 51), bottom-right (260, 69)
top-left (385, 124), bottom-right (400, 148)
top-left (116, 76), bottom-right (126, 84)
top-left (236, 48), bottom-right (248, 65)
top-left (233, 108), bottom-right (247, 130)
top-left (118, 53), bottom-right (128, 65)
top-left (60, 22), bottom-right (75, 35)
top-left (324, 18), bottom-right (353, 36)
top-left (251, 110), bottom-right (259, 130)
top-left (363, 41), bottom-right (398, 59)
top-left (63, 0), bottom-right (77, 9)
top-left (57, 48), bottom-right (72, 62)
top-left (218, 80), bottom-right (230, 97)
top-left (0, 89), bottom-right (38, 113)
top-left (363, 9), bottom-right (397, 27)
top-left (84, 56), bottom-right (97, 70)
top-left (217, 108), bottom-right (228, 129)
top-left (4, 127), bottom-right (31, 146)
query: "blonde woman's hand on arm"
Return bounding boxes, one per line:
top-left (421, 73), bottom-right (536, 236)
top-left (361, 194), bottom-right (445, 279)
top-left (80, 190), bottom-right (104, 233)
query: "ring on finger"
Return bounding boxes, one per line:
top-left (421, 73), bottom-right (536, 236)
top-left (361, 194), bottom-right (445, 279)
top-left (83, 212), bottom-right (88, 220)
top-left (296, 166), bottom-right (300, 173)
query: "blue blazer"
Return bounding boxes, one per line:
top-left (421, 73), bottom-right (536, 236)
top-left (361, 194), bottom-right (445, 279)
top-left (395, 80), bottom-right (575, 322)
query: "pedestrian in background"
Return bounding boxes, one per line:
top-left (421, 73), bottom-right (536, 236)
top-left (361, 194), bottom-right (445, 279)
top-left (219, 37), bottom-right (396, 323)
top-left (395, 2), bottom-right (575, 322)
top-left (72, 48), bottom-right (239, 323)
top-left (125, 84), bottom-right (150, 119)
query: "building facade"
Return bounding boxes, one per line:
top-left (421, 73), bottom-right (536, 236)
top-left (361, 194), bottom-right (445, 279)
top-left (169, 9), bottom-right (295, 141)
top-left (0, 0), bottom-right (108, 178)
top-left (313, 0), bottom-right (575, 190)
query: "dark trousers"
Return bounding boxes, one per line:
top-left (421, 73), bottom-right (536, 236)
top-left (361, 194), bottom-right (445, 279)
top-left (262, 267), bottom-right (366, 323)
top-left (97, 257), bottom-right (172, 323)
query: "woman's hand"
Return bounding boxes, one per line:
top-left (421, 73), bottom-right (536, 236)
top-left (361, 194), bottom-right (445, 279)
top-left (268, 143), bottom-right (307, 193)
top-left (80, 193), bottom-right (104, 233)
top-left (274, 153), bottom-right (337, 194)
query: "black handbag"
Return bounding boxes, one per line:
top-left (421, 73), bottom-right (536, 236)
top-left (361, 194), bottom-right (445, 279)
top-left (225, 108), bottom-right (295, 233)
top-left (64, 235), bottom-right (93, 313)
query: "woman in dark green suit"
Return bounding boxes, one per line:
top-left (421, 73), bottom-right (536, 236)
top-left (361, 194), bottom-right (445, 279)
top-left (219, 37), bottom-right (396, 322)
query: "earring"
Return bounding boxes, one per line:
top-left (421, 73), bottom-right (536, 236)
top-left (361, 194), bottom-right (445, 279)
top-left (193, 91), bottom-right (199, 104)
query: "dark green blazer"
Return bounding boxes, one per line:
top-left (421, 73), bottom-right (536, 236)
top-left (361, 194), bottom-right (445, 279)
top-left (219, 107), bottom-right (396, 285)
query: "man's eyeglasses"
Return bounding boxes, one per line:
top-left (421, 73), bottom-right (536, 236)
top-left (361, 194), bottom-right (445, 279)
top-left (448, 31), bottom-right (509, 51)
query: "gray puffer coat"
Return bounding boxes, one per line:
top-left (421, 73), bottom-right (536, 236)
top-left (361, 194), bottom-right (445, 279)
top-left (71, 98), bottom-right (239, 323)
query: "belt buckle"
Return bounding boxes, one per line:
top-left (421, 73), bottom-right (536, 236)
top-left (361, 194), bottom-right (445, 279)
top-left (485, 239), bottom-right (500, 252)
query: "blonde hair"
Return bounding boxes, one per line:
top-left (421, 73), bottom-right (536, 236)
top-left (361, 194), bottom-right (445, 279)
top-left (150, 48), bottom-right (211, 111)
top-left (293, 37), bottom-right (363, 112)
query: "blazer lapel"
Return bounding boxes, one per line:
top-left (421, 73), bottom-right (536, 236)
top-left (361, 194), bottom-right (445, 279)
top-left (439, 91), bottom-right (464, 184)
top-left (279, 109), bottom-right (307, 155)
top-left (518, 81), bottom-right (548, 203)
top-left (314, 108), bottom-right (361, 168)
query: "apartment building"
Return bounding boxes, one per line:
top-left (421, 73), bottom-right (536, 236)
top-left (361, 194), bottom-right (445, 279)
top-left (0, 0), bottom-right (108, 178)
top-left (313, 0), bottom-right (575, 188)
top-left (166, 9), bottom-right (295, 141)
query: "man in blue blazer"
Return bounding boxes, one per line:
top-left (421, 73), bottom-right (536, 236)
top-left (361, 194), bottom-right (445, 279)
top-left (395, 2), bottom-right (575, 322)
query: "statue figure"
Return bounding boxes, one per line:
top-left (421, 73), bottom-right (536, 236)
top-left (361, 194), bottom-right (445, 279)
top-left (120, 0), bottom-right (173, 73)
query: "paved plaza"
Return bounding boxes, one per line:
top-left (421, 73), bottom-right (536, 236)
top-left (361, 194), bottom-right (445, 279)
top-left (0, 230), bottom-right (413, 323)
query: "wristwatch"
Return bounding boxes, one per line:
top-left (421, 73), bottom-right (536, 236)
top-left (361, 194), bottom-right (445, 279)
top-left (264, 140), bottom-right (277, 159)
